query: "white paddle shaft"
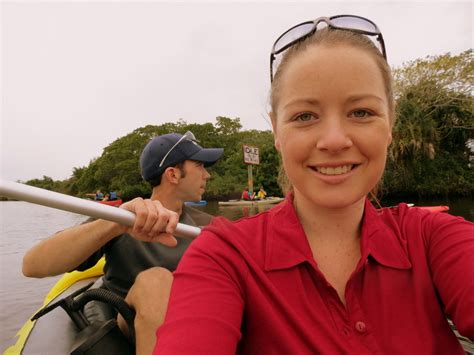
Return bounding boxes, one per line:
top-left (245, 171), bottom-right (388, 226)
top-left (0, 180), bottom-right (200, 238)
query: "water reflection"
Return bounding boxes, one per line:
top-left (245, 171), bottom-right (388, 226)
top-left (200, 201), bottom-right (277, 221)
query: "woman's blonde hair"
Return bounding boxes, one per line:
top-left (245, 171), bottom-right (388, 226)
top-left (271, 28), bottom-right (395, 200)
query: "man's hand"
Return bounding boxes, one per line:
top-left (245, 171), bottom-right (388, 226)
top-left (120, 198), bottom-right (179, 247)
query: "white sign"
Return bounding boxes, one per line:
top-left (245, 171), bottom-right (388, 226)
top-left (243, 145), bottom-right (260, 165)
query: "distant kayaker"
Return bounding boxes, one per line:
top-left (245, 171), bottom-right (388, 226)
top-left (255, 186), bottom-right (267, 200)
top-left (22, 131), bottom-right (224, 352)
top-left (133, 16), bottom-right (472, 354)
top-left (85, 190), bottom-right (104, 201)
top-left (95, 190), bottom-right (104, 201)
top-left (241, 187), bottom-right (255, 200)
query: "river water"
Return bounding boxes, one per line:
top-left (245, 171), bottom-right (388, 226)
top-left (1, 198), bottom-right (473, 350)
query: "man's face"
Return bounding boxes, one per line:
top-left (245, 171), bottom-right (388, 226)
top-left (176, 160), bottom-right (211, 202)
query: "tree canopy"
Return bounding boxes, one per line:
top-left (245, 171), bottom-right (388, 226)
top-left (50, 118), bottom-right (280, 201)
top-left (21, 51), bottom-right (473, 201)
top-left (385, 50), bottom-right (473, 197)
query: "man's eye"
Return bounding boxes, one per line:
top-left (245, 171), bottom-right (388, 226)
top-left (295, 113), bottom-right (315, 122)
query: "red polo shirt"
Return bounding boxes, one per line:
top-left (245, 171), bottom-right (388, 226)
top-left (155, 197), bottom-right (474, 354)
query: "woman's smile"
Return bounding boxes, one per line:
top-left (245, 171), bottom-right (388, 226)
top-left (308, 162), bottom-right (361, 184)
top-left (311, 162), bottom-right (360, 175)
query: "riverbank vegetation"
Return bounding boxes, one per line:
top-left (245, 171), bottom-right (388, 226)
top-left (20, 51), bottom-right (473, 201)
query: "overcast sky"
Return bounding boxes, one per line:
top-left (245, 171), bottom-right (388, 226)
top-left (1, 0), bottom-right (472, 182)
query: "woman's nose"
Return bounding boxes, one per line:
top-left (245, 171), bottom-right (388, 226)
top-left (315, 119), bottom-right (353, 153)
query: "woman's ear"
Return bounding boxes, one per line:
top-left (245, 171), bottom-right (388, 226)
top-left (269, 112), bottom-right (281, 151)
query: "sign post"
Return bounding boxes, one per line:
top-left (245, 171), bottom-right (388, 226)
top-left (242, 145), bottom-right (260, 196)
top-left (248, 165), bottom-right (253, 196)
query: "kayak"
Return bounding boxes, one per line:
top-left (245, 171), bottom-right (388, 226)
top-left (184, 200), bottom-right (207, 207)
top-left (391, 204), bottom-right (450, 213)
top-left (4, 260), bottom-right (105, 355)
top-left (415, 205), bottom-right (449, 213)
top-left (98, 199), bottom-right (123, 207)
top-left (218, 197), bottom-right (285, 206)
top-left (85, 198), bottom-right (123, 207)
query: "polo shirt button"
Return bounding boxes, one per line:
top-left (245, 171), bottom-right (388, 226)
top-left (355, 321), bottom-right (367, 333)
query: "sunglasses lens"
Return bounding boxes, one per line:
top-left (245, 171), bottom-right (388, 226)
top-left (330, 16), bottom-right (384, 57)
top-left (185, 131), bottom-right (197, 141)
top-left (274, 22), bottom-right (315, 54)
top-left (331, 16), bottom-right (378, 33)
top-left (271, 15), bottom-right (386, 81)
top-left (159, 131), bottom-right (196, 167)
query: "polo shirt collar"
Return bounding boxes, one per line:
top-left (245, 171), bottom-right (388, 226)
top-left (264, 195), bottom-right (412, 272)
top-left (264, 194), bottom-right (313, 271)
top-left (361, 200), bottom-right (412, 270)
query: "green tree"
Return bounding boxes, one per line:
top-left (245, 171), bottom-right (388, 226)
top-left (65, 117), bottom-right (281, 201)
top-left (384, 50), bottom-right (473, 197)
top-left (25, 176), bottom-right (58, 191)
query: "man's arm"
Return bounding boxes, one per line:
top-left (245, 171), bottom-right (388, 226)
top-left (117, 267), bottom-right (173, 355)
top-left (22, 198), bottom-right (180, 278)
top-left (23, 218), bottom-right (122, 277)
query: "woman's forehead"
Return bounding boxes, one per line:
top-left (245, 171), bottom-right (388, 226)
top-left (277, 45), bottom-right (387, 103)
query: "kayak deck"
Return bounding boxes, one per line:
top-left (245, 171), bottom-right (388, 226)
top-left (4, 259), bottom-right (105, 355)
top-left (218, 197), bottom-right (284, 206)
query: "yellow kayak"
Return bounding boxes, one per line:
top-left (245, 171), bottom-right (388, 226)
top-left (4, 259), bottom-right (105, 355)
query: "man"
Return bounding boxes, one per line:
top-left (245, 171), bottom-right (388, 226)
top-left (22, 131), bottom-right (223, 350)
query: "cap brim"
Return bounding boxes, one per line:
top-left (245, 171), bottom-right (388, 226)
top-left (189, 148), bottom-right (224, 167)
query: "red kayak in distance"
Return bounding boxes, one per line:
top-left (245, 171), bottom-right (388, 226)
top-left (386, 204), bottom-right (450, 213)
top-left (98, 199), bottom-right (123, 207)
top-left (413, 205), bottom-right (450, 213)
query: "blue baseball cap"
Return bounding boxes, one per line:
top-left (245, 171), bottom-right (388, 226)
top-left (140, 132), bottom-right (224, 183)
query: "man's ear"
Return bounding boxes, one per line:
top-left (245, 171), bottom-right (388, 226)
top-left (269, 112), bottom-right (281, 151)
top-left (163, 167), bottom-right (180, 185)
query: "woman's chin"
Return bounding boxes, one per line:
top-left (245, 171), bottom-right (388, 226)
top-left (294, 189), bottom-right (366, 211)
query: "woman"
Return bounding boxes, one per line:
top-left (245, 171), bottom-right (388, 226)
top-left (152, 16), bottom-right (474, 354)
top-left (256, 186), bottom-right (267, 200)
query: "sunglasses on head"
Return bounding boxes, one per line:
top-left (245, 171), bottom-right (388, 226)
top-left (159, 131), bottom-right (197, 168)
top-left (270, 15), bottom-right (387, 82)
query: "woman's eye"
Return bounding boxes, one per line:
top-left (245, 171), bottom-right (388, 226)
top-left (350, 109), bottom-right (372, 118)
top-left (295, 113), bottom-right (315, 122)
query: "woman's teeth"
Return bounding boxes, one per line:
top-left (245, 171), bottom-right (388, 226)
top-left (316, 165), bottom-right (353, 175)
